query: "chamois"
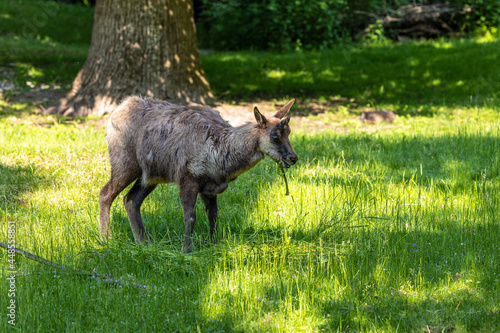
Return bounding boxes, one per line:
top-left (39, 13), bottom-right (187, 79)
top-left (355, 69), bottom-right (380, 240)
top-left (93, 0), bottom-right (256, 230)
top-left (99, 97), bottom-right (298, 253)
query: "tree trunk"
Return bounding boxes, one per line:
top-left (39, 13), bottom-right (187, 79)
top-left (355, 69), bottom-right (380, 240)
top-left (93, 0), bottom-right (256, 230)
top-left (49, 0), bottom-right (213, 117)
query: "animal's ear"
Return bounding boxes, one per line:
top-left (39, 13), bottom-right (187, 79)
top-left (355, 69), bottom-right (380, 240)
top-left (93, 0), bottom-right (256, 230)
top-left (280, 116), bottom-right (291, 127)
top-left (274, 99), bottom-right (295, 119)
top-left (254, 106), bottom-right (267, 129)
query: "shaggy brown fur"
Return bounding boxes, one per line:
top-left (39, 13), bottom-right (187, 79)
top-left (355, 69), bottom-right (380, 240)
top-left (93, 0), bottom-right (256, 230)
top-left (360, 110), bottom-right (396, 124)
top-left (99, 96), bottom-right (298, 253)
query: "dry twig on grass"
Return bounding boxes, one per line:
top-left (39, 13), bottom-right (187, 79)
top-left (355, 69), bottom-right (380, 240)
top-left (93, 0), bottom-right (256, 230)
top-left (0, 241), bottom-right (147, 289)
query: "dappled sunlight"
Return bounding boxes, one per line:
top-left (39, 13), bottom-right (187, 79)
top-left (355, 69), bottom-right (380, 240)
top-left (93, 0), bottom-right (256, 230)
top-left (476, 33), bottom-right (499, 43)
top-left (247, 180), bottom-right (342, 236)
top-left (0, 35), bottom-right (87, 91)
top-left (203, 38), bottom-right (500, 111)
top-left (199, 244), bottom-right (336, 331)
top-left (215, 52), bottom-right (255, 63)
top-left (431, 40), bottom-right (455, 49)
top-left (265, 69), bottom-right (286, 79)
top-left (195, 210), bottom-right (498, 331)
top-left (37, 0), bottom-right (213, 116)
top-left (287, 70), bottom-right (314, 84)
top-left (429, 78), bottom-right (441, 86)
top-left (318, 68), bottom-right (341, 81)
top-left (0, 121), bottom-right (106, 259)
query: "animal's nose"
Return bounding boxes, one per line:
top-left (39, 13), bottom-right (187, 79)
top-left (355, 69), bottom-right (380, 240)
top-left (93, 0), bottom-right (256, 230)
top-left (289, 156), bottom-right (298, 164)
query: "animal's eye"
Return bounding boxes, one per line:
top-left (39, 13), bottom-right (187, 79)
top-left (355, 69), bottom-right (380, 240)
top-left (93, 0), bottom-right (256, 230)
top-left (271, 135), bottom-right (280, 143)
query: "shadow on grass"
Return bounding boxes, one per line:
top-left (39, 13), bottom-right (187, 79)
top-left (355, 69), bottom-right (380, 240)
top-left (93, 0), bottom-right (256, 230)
top-left (320, 290), bottom-right (497, 332)
top-left (179, 223), bottom-right (500, 331)
top-left (202, 39), bottom-right (500, 114)
top-left (294, 127), bottom-right (500, 186)
top-left (0, 0), bottom-right (91, 93)
top-left (315, 217), bottom-right (500, 331)
top-left (0, 0), bottom-right (93, 46)
top-left (0, 163), bottom-right (49, 217)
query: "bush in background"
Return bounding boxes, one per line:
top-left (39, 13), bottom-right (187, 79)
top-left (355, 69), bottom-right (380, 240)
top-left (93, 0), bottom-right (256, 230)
top-left (197, 0), bottom-right (500, 51)
top-left (197, 0), bottom-right (349, 51)
top-left (460, 0), bottom-right (500, 35)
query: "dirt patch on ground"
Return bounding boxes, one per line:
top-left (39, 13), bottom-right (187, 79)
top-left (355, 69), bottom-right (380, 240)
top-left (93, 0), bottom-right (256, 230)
top-left (213, 97), bottom-right (360, 131)
top-left (2, 89), bottom-right (111, 129)
top-left (215, 103), bottom-right (353, 132)
top-left (3, 89), bottom-right (398, 132)
top-left (213, 96), bottom-right (358, 125)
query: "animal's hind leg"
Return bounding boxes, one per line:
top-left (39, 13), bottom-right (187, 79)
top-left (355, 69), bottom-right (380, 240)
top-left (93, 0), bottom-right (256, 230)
top-left (123, 179), bottom-right (156, 243)
top-left (201, 194), bottom-right (218, 243)
top-left (99, 174), bottom-right (136, 238)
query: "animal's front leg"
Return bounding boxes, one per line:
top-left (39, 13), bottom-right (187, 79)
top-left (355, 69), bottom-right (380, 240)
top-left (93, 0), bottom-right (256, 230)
top-left (180, 180), bottom-right (199, 253)
top-left (201, 194), bottom-right (218, 243)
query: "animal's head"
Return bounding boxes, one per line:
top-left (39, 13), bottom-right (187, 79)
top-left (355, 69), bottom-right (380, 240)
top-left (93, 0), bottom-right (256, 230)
top-left (254, 99), bottom-right (298, 168)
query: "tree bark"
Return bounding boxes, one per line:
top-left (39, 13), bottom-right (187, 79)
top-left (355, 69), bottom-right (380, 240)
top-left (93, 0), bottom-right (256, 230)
top-left (49, 0), bottom-right (213, 117)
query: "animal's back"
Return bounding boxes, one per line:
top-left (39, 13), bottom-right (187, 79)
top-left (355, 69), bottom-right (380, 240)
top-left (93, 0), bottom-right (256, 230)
top-left (107, 96), bottom-right (176, 145)
top-left (107, 96), bottom-right (232, 185)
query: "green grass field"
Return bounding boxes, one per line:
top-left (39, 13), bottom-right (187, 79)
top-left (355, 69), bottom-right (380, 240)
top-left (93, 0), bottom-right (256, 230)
top-left (1, 0), bottom-right (500, 332)
top-left (1, 108), bottom-right (499, 332)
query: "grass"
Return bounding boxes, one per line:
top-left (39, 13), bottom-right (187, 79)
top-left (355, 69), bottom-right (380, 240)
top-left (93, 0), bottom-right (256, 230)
top-left (202, 38), bottom-right (500, 112)
top-left (1, 1), bottom-right (500, 331)
top-left (0, 0), bottom-right (92, 89)
top-left (0, 0), bottom-right (93, 46)
top-left (0, 110), bottom-right (499, 332)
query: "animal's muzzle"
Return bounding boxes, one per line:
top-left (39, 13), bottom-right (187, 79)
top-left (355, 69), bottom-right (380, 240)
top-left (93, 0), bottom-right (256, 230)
top-left (282, 154), bottom-right (298, 169)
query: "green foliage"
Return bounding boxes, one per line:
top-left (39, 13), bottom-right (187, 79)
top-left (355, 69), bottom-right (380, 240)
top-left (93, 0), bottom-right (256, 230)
top-left (198, 0), bottom-right (500, 51)
top-left (360, 19), bottom-right (389, 45)
top-left (198, 0), bottom-right (349, 51)
top-left (460, 0), bottom-right (500, 35)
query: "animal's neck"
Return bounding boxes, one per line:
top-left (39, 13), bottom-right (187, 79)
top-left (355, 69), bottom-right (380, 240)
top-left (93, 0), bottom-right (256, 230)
top-left (222, 124), bottom-right (264, 179)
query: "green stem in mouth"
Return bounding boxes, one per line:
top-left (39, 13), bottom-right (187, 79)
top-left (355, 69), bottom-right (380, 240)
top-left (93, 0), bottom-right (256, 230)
top-left (278, 162), bottom-right (290, 196)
